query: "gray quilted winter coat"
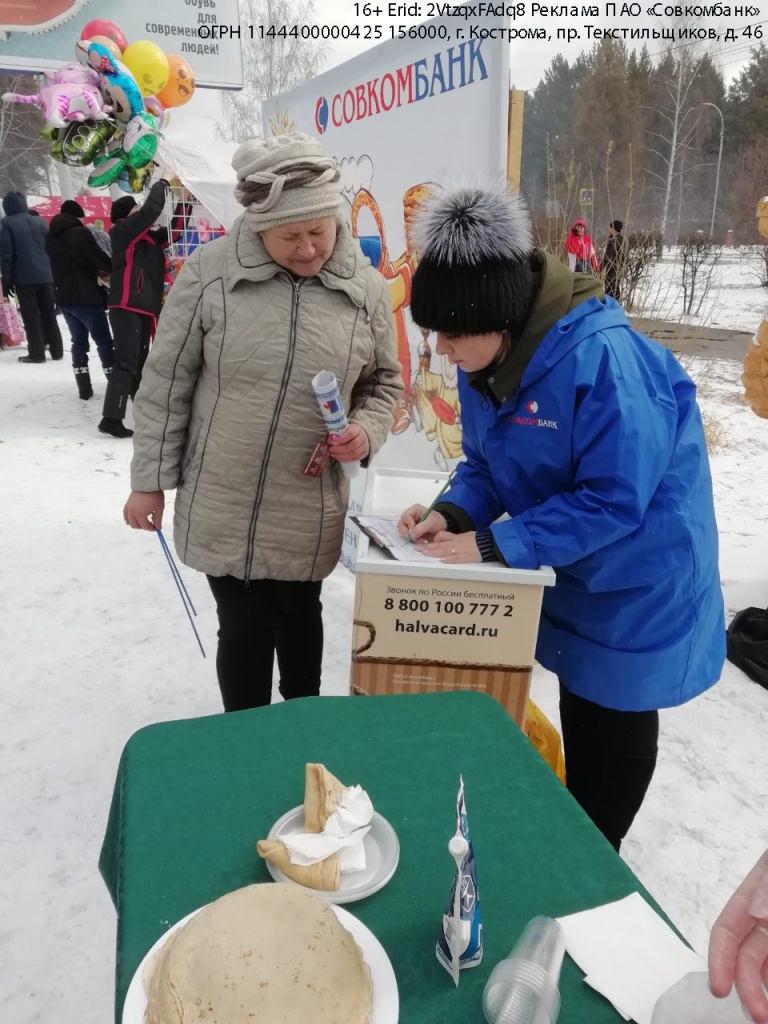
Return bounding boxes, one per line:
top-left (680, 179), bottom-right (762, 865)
top-left (130, 215), bottom-right (402, 582)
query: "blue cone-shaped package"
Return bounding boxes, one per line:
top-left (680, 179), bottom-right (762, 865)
top-left (437, 775), bottom-right (483, 981)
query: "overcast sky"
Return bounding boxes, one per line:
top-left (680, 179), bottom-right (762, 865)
top-left (168, 1), bottom-right (757, 141)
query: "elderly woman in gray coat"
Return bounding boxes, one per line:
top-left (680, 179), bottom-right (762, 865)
top-left (123, 133), bottom-right (402, 711)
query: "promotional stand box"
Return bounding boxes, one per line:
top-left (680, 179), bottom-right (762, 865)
top-left (351, 469), bottom-right (555, 728)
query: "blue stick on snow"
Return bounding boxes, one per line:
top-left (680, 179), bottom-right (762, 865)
top-left (156, 529), bottom-right (206, 658)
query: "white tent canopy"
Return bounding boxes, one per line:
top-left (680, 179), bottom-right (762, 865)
top-left (157, 137), bottom-right (241, 230)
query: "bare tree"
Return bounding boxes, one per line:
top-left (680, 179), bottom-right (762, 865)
top-left (642, 46), bottom-right (710, 242)
top-left (0, 73), bottom-right (51, 195)
top-left (740, 244), bottom-right (768, 289)
top-left (679, 234), bottom-right (722, 316)
top-left (218, 0), bottom-right (329, 143)
top-left (623, 231), bottom-right (659, 310)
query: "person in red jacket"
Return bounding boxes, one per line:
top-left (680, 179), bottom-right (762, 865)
top-left (566, 218), bottom-right (600, 274)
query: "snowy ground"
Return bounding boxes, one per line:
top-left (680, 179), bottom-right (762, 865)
top-left (1, 312), bottom-right (767, 1024)
top-left (637, 245), bottom-right (768, 334)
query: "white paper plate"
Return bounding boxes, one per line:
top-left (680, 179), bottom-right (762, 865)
top-left (264, 806), bottom-right (400, 904)
top-left (123, 900), bottom-right (399, 1024)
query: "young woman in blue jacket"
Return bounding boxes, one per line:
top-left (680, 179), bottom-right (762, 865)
top-left (398, 180), bottom-right (726, 852)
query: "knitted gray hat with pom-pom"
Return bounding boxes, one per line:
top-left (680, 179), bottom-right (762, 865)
top-left (231, 132), bottom-right (343, 233)
top-left (410, 177), bottom-right (536, 336)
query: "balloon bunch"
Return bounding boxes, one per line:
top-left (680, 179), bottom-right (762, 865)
top-left (2, 19), bottom-right (195, 194)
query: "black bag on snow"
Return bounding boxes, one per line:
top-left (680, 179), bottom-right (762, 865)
top-left (726, 607), bottom-right (768, 689)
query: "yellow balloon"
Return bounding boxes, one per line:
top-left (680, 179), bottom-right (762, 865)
top-left (122, 40), bottom-right (170, 98)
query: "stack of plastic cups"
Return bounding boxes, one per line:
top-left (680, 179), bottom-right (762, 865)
top-left (482, 917), bottom-right (566, 1024)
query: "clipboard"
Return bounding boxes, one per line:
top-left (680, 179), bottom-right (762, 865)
top-left (350, 515), bottom-right (437, 563)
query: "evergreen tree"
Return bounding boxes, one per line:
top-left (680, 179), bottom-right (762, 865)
top-left (725, 44), bottom-right (768, 146)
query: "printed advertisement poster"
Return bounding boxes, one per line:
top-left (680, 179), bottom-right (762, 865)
top-left (0, 0), bottom-right (242, 89)
top-left (267, 12), bottom-right (510, 482)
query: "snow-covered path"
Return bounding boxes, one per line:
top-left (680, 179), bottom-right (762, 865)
top-left (0, 340), bottom-right (766, 1024)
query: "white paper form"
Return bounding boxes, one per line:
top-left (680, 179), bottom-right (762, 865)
top-left (352, 515), bottom-right (444, 563)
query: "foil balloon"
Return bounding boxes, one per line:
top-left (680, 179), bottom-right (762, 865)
top-left (50, 129), bottom-right (64, 164)
top-left (1, 82), bottom-right (109, 128)
top-left (143, 95), bottom-right (165, 130)
top-left (122, 41), bottom-right (169, 98)
top-left (89, 44), bottom-right (143, 126)
top-left (44, 62), bottom-right (100, 89)
top-left (123, 111), bottom-right (160, 169)
top-left (89, 35), bottom-right (122, 62)
top-left (75, 39), bottom-right (90, 67)
top-left (81, 19), bottom-right (128, 52)
top-left (156, 54), bottom-right (195, 108)
top-left (88, 141), bottom-right (126, 188)
top-left (61, 118), bottom-right (116, 167)
top-left (117, 165), bottom-right (153, 194)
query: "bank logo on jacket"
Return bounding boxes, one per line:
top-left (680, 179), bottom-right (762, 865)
top-left (510, 399), bottom-right (558, 430)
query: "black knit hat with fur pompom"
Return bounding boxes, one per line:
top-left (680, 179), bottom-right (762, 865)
top-left (410, 178), bottom-right (536, 336)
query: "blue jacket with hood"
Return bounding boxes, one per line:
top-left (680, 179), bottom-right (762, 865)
top-left (440, 252), bottom-right (725, 712)
top-left (0, 191), bottom-right (52, 290)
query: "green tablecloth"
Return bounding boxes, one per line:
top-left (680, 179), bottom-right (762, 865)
top-left (100, 690), bottom-right (667, 1023)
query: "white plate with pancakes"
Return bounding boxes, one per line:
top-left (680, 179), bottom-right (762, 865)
top-left (264, 805), bottom-right (401, 904)
top-left (123, 891), bottom-right (399, 1023)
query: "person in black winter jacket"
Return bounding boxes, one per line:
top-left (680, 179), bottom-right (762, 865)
top-left (46, 199), bottom-right (114, 400)
top-left (100, 178), bottom-right (170, 439)
top-left (0, 191), bottom-right (63, 363)
top-left (603, 219), bottom-right (628, 301)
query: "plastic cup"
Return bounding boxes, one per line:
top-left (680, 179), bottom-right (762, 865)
top-left (482, 917), bottom-right (565, 1024)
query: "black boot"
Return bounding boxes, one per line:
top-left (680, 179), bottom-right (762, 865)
top-left (98, 417), bottom-right (133, 439)
top-left (74, 366), bottom-right (93, 400)
top-left (18, 355), bottom-right (45, 364)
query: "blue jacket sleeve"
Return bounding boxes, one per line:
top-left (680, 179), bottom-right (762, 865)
top-left (438, 414), bottom-right (505, 531)
top-left (490, 366), bottom-right (679, 569)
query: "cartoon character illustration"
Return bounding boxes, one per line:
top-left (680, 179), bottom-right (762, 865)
top-left (409, 332), bottom-right (462, 470)
top-left (743, 197), bottom-right (768, 418)
top-left (88, 43), bottom-right (144, 125)
top-left (1, 81), bottom-right (109, 127)
top-left (351, 183), bottom-right (432, 435)
top-left (44, 61), bottom-right (101, 89)
top-left (347, 175), bottom-right (461, 461)
top-left (0, 0), bottom-right (91, 39)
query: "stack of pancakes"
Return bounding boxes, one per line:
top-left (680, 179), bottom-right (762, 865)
top-left (143, 882), bottom-right (372, 1023)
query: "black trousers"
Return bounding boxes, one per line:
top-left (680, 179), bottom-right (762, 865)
top-left (16, 283), bottom-right (63, 361)
top-left (102, 309), bottom-right (153, 420)
top-left (207, 576), bottom-right (324, 712)
top-left (559, 683), bottom-right (659, 852)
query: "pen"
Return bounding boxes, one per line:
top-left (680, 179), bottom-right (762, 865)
top-left (408, 469), bottom-right (458, 541)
